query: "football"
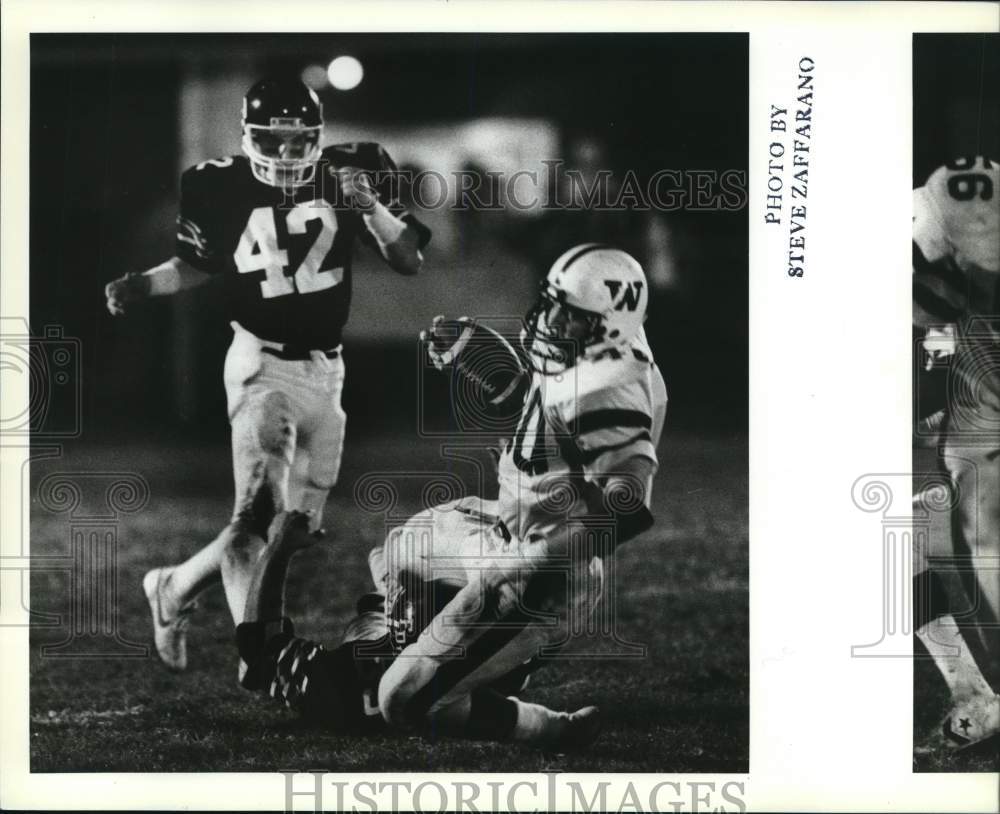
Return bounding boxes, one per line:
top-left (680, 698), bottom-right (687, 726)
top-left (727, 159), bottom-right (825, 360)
top-left (427, 317), bottom-right (527, 429)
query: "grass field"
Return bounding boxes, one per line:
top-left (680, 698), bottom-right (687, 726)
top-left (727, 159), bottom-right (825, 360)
top-left (28, 429), bottom-right (748, 772)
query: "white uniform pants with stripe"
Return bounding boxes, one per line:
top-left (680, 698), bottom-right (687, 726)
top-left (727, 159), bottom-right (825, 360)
top-left (370, 496), bottom-right (604, 729)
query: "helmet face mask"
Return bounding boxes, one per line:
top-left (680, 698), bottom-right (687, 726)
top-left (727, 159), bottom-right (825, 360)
top-left (522, 284), bottom-right (604, 374)
top-left (522, 244), bottom-right (648, 375)
top-left (241, 78), bottom-right (324, 189)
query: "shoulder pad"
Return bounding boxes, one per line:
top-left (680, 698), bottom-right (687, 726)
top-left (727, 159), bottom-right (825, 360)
top-left (185, 155), bottom-right (244, 177)
top-left (545, 350), bottom-right (648, 407)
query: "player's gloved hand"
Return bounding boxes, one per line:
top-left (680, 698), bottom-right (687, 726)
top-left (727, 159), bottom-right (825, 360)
top-left (271, 636), bottom-right (322, 710)
top-left (420, 314), bottom-right (457, 371)
top-left (923, 324), bottom-right (957, 371)
top-left (334, 166), bottom-right (378, 213)
top-left (104, 272), bottom-right (151, 316)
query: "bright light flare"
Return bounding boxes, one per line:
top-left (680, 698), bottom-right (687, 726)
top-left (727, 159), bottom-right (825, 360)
top-left (327, 56), bottom-right (363, 91)
top-left (301, 64), bottom-right (329, 91)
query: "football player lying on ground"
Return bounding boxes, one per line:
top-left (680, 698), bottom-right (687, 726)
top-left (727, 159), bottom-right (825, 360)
top-left (236, 244), bottom-right (667, 747)
top-left (912, 156), bottom-right (999, 749)
top-left (234, 510), bottom-right (597, 745)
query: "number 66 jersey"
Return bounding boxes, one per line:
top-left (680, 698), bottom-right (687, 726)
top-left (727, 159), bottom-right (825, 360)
top-left (175, 142), bottom-right (431, 349)
top-left (913, 156), bottom-right (999, 331)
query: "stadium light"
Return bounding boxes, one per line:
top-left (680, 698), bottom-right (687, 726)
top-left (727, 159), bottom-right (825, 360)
top-left (327, 56), bottom-right (363, 91)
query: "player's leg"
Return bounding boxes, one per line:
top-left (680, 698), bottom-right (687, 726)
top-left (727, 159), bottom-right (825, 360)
top-left (941, 443), bottom-right (1000, 680)
top-left (145, 377), bottom-right (298, 670)
top-left (368, 496), bottom-right (499, 597)
top-left (232, 509), bottom-right (373, 730)
top-left (378, 534), bottom-right (601, 747)
top-left (286, 356), bottom-right (347, 531)
top-left (914, 481), bottom-right (999, 748)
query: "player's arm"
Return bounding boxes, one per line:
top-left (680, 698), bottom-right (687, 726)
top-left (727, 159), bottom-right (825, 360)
top-left (104, 256), bottom-right (210, 315)
top-left (536, 455), bottom-right (655, 567)
top-left (363, 196), bottom-right (425, 275)
top-left (558, 376), bottom-right (662, 550)
top-left (911, 180), bottom-right (962, 363)
top-left (106, 163), bottom-right (223, 315)
top-left (339, 144), bottom-right (430, 275)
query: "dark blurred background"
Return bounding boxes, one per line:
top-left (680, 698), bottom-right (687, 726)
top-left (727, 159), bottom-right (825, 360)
top-left (914, 33), bottom-right (999, 185)
top-left (30, 33), bottom-right (748, 441)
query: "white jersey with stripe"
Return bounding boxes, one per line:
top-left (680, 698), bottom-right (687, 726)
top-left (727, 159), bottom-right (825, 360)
top-left (912, 157), bottom-right (999, 335)
top-left (496, 330), bottom-right (668, 543)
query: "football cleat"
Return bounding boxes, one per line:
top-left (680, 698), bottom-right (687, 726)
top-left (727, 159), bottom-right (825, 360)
top-left (143, 567), bottom-right (197, 672)
top-left (941, 693), bottom-right (1000, 750)
top-left (545, 705), bottom-right (602, 751)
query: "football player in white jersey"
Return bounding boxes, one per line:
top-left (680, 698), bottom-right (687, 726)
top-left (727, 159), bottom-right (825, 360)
top-left (366, 245), bottom-right (668, 747)
top-left (912, 156), bottom-right (999, 748)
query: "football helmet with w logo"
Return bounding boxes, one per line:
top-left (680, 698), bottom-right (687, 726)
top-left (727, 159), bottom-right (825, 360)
top-left (522, 244), bottom-right (648, 373)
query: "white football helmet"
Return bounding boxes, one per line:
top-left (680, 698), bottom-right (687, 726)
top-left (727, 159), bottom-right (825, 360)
top-left (522, 244), bottom-right (648, 373)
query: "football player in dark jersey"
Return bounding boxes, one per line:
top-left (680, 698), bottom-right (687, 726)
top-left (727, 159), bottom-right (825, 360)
top-left (234, 511), bottom-right (392, 733)
top-left (234, 509), bottom-right (595, 748)
top-left (104, 77), bottom-right (431, 673)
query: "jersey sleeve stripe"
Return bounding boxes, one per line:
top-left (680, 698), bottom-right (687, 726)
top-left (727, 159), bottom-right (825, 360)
top-left (569, 408), bottom-right (652, 437)
top-left (579, 430), bottom-right (653, 465)
top-left (177, 215), bottom-right (205, 238)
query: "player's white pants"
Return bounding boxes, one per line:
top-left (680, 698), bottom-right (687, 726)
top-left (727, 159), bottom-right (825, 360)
top-left (371, 497), bottom-right (604, 729)
top-left (224, 322), bottom-right (346, 528)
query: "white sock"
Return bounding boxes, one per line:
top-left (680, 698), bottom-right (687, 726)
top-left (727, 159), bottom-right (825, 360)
top-left (917, 613), bottom-right (994, 701)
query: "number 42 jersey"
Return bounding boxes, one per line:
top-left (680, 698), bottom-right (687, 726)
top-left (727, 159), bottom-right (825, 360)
top-left (175, 142), bottom-right (431, 349)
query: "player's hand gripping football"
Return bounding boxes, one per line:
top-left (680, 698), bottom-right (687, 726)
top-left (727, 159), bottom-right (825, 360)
top-left (421, 314), bottom-right (465, 371)
top-left (334, 166), bottom-right (378, 213)
top-left (104, 272), bottom-right (151, 316)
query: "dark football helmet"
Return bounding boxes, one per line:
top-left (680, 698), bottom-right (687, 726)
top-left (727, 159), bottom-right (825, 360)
top-left (241, 77), bottom-right (324, 188)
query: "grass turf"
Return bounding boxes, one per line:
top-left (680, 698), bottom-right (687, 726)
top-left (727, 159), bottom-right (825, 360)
top-left (28, 430), bottom-right (748, 772)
